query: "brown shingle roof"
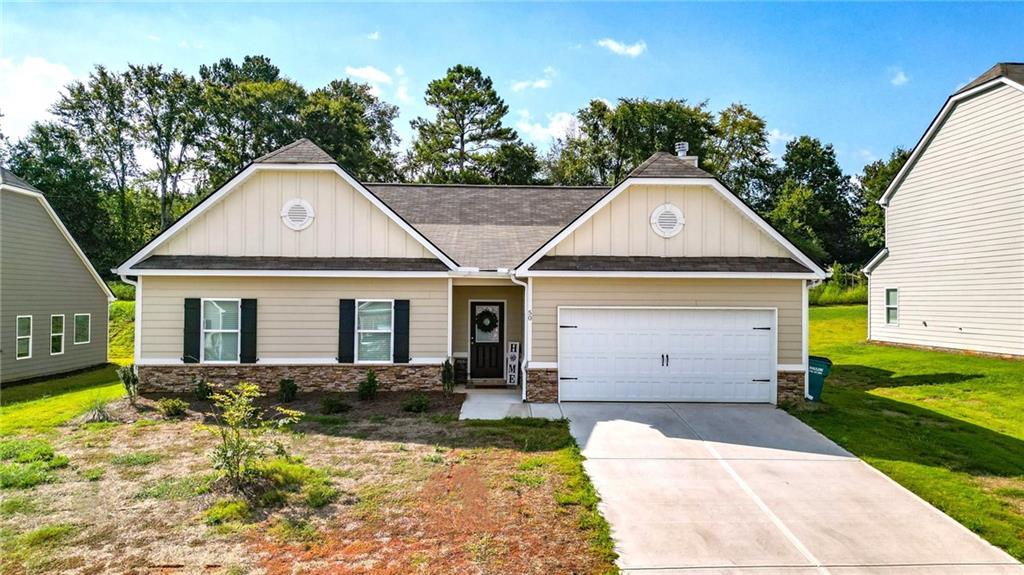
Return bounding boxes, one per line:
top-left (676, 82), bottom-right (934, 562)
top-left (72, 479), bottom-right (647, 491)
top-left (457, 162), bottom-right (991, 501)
top-left (532, 255), bottom-right (811, 274)
top-left (135, 255), bottom-right (449, 272)
top-left (955, 62), bottom-right (1024, 95)
top-left (0, 167), bottom-right (42, 193)
top-left (254, 138), bottom-right (336, 164)
top-left (627, 152), bottom-right (713, 179)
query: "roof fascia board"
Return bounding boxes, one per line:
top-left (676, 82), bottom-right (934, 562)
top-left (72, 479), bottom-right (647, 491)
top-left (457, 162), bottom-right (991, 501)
top-left (515, 177), bottom-right (826, 278)
top-left (879, 77), bottom-right (1022, 207)
top-left (130, 269), bottom-right (452, 278)
top-left (117, 163), bottom-right (459, 274)
top-left (2, 184), bottom-right (115, 301)
top-left (519, 270), bottom-right (821, 279)
top-left (861, 247), bottom-right (889, 275)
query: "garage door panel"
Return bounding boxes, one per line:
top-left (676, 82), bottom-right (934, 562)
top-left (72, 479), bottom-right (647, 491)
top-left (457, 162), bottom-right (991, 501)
top-left (558, 308), bottom-right (775, 403)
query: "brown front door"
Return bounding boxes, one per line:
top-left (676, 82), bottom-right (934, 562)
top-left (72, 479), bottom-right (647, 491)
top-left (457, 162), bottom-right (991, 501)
top-left (470, 302), bottom-right (504, 379)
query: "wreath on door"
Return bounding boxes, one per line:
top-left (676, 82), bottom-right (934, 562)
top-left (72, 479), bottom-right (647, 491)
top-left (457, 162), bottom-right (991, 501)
top-left (475, 309), bottom-right (499, 333)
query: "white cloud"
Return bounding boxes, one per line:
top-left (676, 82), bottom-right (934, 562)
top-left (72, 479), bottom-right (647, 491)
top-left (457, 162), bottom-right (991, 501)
top-left (146, 34), bottom-right (160, 42)
top-left (178, 40), bottom-right (189, 48)
top-left (766, 128), bottom-right (795, 160)
top-left (888, 66), bottom-right (909, 87)
top-left (596, 38), bottom-right (647, 57)
top-left (392, 66), bottom-right (412, 103)
top-left (0, 56), bottom-right (76, 140)
top-left (345, 65), bottom-right (393, 85)
top-left (367, 31), bottom-right (380, 41)
top-left (512, 66), bottom-right (557, 92)
top-left (516, 109), bottom-right (577, 143)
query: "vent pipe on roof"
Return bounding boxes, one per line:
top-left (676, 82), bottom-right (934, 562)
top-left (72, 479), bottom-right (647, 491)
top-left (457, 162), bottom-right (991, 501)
top-left (674, 141), bottom-right (699, 167)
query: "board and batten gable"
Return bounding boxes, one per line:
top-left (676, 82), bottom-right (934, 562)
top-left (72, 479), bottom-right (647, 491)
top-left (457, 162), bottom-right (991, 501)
top-left (869, 82), bottom-right (1024, 355)
top-left (139, 276), bottom-right (448, 362)
top-left (551, 183), bottom-right (790, 258)
top-left (1, 190), bottom-right (109, 383)
top-left (153, 169), bottom-right (434, 259)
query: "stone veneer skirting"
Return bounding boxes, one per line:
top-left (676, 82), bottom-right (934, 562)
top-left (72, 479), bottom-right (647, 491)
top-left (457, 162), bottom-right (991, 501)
top-left (527, 368), bottom-right (806, 404)
top-left (138, 364), bottom-right (441, 394)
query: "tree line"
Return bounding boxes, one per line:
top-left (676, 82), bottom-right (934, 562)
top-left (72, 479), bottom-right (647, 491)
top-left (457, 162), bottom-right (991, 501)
top-left (0, 54), bottom-right (908, 277)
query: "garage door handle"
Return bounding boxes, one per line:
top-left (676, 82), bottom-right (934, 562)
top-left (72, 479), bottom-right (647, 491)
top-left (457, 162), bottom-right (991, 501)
top-left (752, 378), bottom-right (770, 382)
top-left (666, 354), bottom-right (670, 366)
top-left (559, 377), bottom-right (578, 381)
top-left (559, 325), bottom-right (578, 329)
top-left (661, 354), bottom-right (665, 366)
top-left (753, 327), bottom-right (772, 331)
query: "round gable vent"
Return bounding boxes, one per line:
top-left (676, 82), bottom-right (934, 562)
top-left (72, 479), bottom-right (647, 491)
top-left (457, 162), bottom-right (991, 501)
top-left (281, 199), bottom-right (315, 231)
top-left (650, 203), bottom-right (684, 238)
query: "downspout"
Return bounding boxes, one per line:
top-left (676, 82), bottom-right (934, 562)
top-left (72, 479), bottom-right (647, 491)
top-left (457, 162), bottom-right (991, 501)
top-left (120, 275), bottom-right (141, 365)
top-left (507, 270), bottom-right (530, 402)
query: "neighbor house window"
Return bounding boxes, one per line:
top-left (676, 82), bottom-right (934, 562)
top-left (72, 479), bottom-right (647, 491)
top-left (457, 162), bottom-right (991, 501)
top-left (74, 314), bottom-right (91, 345)
top-left (202, 299), bottom-right (240, 363)
top-left (356, 300), bottom-right (393, 362)
top-left (50, 315), bottom-right (64, 355)
top-left (16, 316), bottom-right (32, 360)
top-left (885, 289), bottom-right (899, 325)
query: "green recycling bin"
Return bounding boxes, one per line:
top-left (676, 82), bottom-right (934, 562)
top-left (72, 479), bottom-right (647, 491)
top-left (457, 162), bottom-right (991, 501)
top-left (807, 356), bottom-right (833, 402)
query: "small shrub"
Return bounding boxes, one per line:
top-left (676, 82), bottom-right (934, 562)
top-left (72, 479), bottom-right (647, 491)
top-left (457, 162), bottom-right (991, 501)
top-left (357, 369), bottom-right (379, 401)
top-left (204, 498), bottom-right (251, 525)
top-left (117, 364), bottom-right (140, 406)
top-left (156, 397), bottom-right (189, 418)
top-left (278, 378), bottom-right (298, 403)
top-left (81, 398), bottom-right (111, 423)
top-left (401, 393), bottom-right (431, 413)
top-left (320, 397), bottom-right (352, 415)
top-left (441, 359), bottom-right (455, 395)
top-left (111, 452), bottom-right (161, 467)
top-left (193, 377), bottom-right (214, 401)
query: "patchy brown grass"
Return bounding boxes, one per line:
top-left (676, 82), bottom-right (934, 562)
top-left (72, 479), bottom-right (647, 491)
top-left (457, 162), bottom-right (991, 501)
top-left (0, 392), bottom-right (616, 575)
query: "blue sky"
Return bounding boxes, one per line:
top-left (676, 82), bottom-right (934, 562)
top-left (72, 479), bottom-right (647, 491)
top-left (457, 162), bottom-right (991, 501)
top-left (1, 2), bottom-right (1021, 174)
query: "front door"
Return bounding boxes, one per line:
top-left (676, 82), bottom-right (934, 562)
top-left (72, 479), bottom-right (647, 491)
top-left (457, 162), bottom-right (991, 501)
top-left (470, 301), bottom-right (504, 379)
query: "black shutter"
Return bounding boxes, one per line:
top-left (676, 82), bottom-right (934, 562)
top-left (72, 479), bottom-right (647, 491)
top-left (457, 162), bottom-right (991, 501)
top-left (183, 298), bottom-right (200, 363)
top-left (240, 299), bottom-right (258, 363)
top-left (338, 299), bottom-right (355, 363)
top-left (393, 299), bottom-right (410, 364)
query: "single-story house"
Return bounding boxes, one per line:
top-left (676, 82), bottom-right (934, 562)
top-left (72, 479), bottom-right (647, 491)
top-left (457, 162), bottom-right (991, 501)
top-left (115, 139), bottom-right (827, 403)
top-left (864, 62), bottom-right (1023, 357)
top-left (1, 167), bottom-right (114, 384)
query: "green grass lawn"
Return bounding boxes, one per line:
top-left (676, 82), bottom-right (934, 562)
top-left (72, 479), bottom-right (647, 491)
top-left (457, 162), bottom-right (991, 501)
top-left (791, 305), bottom-right (1024, 559)
top-left (0, 301), bottom-right (133, 436)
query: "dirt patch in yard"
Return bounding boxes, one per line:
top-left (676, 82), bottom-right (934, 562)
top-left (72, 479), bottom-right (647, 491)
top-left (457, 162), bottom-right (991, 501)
top-left (1, 392), bottom-right (614, 575)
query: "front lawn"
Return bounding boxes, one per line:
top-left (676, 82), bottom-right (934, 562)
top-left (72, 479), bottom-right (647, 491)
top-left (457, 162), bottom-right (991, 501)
top-left (790, 305), bottom-right (1024, 559)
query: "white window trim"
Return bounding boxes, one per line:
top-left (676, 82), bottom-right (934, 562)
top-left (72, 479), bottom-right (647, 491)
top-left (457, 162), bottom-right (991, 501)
top-left (200, 298), bottom-right (242, 364)
top-left (74, 313), bottom-right (91, 345)
top-left (16, 315), bottom-right (32, 360)
top-left (885, 288), bottom-right (899, 326)
top-left (355, 299), bottom-right (395, 364)
top-left (50, 314), bottom-right (65, 356)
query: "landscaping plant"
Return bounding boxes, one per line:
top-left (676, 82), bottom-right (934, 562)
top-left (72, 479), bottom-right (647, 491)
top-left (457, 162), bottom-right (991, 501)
top-left (441, 359), bottom-right (455, 395)
top-left (117, 364), bottom-right (140, 406)
top-left (81, 398), bottom-right (111, 423)
top-left (401, 393), bottom-right (431, 413)
top-left (205, 382), bottom-right (303, 493)
top-left (278, 378), bottom-right (298, 403)
top-left (320, 396), bottom-right (352, 414)
top-left (357, 370), bottom-right (379, 400)
top-left (156, 398), bottom-right (189, 418)
top-left (193, 377), bottom-right (214, 401)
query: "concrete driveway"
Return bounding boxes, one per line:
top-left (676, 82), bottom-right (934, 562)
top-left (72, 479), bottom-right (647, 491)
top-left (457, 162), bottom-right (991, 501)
top-left (562, 403), bottom-right (1023, 574)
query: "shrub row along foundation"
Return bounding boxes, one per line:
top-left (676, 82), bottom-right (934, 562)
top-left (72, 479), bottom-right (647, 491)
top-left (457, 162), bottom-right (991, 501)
top-left (138, 364), bottom-right (441, 394)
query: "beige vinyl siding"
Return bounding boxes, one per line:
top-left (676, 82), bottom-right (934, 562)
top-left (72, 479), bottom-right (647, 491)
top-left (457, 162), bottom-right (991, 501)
top-left (452, 285), bottom-right (525, 355)
top-left (140, 276), bottom-right (448, 361)
top-left (155, 170), bottom-right (433, 259)
top-left (1, 191), bottom-right (109, 383)
top-left (869, 83), bottom-right (1024, 355)
top-left (551, 183), bottom-right (789, 258)
top-left (530, 277), bottom-right (804, 365)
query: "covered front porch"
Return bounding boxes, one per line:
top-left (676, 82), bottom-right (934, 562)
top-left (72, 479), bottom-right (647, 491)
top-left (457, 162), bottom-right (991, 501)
top-left (450, 278), bottom-right (526, 389)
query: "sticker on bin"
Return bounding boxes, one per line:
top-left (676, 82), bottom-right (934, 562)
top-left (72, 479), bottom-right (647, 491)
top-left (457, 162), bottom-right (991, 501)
top-left (809, 365), bottom-right (827, 376)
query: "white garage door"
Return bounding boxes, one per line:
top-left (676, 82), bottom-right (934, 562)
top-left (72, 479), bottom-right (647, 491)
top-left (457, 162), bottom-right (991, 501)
top-left (557, 307), bottom-right (776, 403)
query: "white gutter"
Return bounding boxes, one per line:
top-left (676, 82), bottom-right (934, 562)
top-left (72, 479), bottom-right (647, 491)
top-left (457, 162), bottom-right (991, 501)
top-left (507, 270), bottom-right (530, 402)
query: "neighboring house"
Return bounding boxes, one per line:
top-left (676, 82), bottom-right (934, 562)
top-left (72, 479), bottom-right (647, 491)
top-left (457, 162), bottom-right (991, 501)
top-left (864, 63), bottom-right (1024, 357)
top-left (115, 139), bottom-right (826, 404)
top-left (1, 167), bottom-right (115, 384)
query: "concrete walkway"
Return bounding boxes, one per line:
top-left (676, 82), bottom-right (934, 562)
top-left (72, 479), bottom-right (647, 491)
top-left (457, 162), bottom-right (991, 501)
top-left (562, 402), bottom-right (1023, 574)
top-left (457, 386), bottom-right (564, 420)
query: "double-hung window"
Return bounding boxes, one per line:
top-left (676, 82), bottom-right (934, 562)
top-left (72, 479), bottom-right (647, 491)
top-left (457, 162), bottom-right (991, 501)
top-left (356, 300), bottom-right (393, 362)
top-left (16, 316), bottom-right (32, 359)
top-left (50, 315), bottom-right (64, 355)
top-left (74, 314), bottom-right (91, 345)
top-left (885, 288), bottom-right (899, 325)
top-left (202, 299), bottom-right (241, 363)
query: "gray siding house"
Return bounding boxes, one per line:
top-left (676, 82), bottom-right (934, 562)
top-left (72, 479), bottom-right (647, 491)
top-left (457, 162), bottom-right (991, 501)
top-left (864, 63), bottom-right (1024, 356)
top-left (1, 167), bottom-right (114, 383)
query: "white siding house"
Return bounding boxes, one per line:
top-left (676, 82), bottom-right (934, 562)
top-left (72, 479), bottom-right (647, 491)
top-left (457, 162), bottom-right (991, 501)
top-left (864, 63), bottom-right (1024, 356)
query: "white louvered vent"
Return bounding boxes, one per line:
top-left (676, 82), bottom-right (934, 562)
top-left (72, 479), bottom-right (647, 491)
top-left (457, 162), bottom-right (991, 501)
top-left (280, 199), bottom-right (315, 231)
top-left (650, 203), bottom-right (684, 238)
